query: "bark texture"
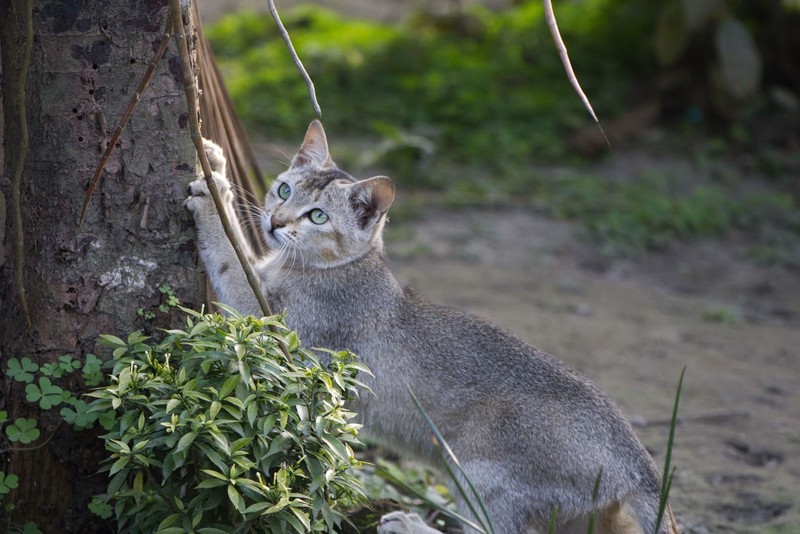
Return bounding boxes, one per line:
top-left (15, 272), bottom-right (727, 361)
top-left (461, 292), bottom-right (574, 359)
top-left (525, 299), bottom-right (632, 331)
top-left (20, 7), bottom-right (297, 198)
top-left (0, 0), bottom-right (202, 531)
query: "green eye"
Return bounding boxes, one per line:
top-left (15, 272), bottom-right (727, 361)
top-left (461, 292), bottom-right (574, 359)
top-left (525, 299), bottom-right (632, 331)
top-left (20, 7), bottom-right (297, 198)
top-left (277, 182), bottom-right (291, 200)
top-left (308, 208), bottom-right (328, 225)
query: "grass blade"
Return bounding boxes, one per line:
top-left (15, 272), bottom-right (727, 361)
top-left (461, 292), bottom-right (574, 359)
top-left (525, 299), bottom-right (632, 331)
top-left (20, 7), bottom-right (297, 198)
top-left (655, 366), bottom-right (685, 533)
top-left (407, 386), bottom-right (496, 534)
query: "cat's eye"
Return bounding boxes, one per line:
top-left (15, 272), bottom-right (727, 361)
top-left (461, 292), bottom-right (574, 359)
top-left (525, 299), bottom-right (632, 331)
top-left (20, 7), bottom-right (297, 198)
top-left (308, 208), bottom-right (328, 225)
top-left (277, 182), bottom-right (291, 200)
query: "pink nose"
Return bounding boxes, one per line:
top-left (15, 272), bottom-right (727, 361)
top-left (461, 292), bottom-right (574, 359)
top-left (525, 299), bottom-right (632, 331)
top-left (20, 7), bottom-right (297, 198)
top-left (270, 215), bottom-right (286, 230)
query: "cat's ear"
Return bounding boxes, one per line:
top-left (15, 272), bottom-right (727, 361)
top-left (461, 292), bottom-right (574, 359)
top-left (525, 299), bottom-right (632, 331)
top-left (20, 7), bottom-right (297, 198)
top-left (349, 176), bottom-right (395, 229)
top-left (291, 120), bottom-right (334, 168)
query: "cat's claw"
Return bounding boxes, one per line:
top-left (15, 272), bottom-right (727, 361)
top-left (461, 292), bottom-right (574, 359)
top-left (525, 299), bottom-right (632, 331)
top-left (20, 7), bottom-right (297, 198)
top-left (184, 171), bottom-right (232, 213)
top-left (378, 512), bottom-right (442, 534)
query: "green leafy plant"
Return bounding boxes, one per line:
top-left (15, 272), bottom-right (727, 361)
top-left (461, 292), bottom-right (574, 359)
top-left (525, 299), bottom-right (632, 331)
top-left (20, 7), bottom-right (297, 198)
top-left (86, 306), bottom-right (370, 533)
top-left (158, 284), bottom-right (180, 312)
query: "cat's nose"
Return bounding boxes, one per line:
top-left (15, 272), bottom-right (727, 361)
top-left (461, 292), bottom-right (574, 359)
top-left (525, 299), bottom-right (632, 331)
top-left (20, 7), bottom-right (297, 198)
top-left (270, 215), bottom-right (286, 231)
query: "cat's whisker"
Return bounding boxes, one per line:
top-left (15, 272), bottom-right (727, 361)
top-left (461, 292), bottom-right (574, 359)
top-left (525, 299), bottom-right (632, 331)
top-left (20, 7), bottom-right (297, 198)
top-left (229, 182), bottom-right (263, 205)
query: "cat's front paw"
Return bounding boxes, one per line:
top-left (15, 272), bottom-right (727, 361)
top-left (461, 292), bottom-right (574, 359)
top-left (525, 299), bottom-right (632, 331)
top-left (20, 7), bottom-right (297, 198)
top-left (184, 171), bottom-right (232, 214)
top-left (378, 512), bottom-right (441, 534)
top-left (203, 138), bottom-right (227, 175)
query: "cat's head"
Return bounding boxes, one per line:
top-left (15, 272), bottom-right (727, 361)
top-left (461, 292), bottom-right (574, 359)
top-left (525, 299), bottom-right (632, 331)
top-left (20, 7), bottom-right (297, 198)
top-left (262, 120), bottom-right (395, 269)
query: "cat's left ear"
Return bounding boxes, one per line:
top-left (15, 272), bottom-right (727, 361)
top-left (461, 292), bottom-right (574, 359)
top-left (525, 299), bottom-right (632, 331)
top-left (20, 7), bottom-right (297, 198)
top-left (292, 120), bottom-right (334, 168)
top-left (349, 176), bottom-right (395, 229)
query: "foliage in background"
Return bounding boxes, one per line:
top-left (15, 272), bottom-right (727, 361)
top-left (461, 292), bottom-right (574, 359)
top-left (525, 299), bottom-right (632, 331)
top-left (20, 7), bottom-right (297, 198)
top-left (208, 1), bottom-right (800, 256)
top-left (535, 171), bottom-right (800, 255)
top-left (208, 1), bottom-right (659, 165)
top-left (86, 307), bottom-right (369, 533)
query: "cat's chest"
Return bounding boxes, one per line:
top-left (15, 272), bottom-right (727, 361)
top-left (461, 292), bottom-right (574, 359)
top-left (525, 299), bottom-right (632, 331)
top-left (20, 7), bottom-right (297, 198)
top-left (270, 281), bottom-right (366, 350)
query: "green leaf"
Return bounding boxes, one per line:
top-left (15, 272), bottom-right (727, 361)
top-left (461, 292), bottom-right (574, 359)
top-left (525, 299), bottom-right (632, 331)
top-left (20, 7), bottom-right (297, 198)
top-left (25, 377), bottom-right (63, 410)
top-left (109, 456), bottom-right (130, 477)
top-left (88, 495), bottom-right (114, 520)
top-left (0, 410), bottom-right (7, 425)
top-left (0, 471), bottom-right (20, 494)
top-left (227, 485), bottom-right (246, 514)
top-left (132, 470), bottom-right (144, 505)
top-left (39, 362), bottom-right (64, 378)
top-left (230, 436), bottom-right (253, 454)
top-left (58, 354), bottom-right (82, 374)
top-left (176, 431), bottom-right (198, 454)
top-left (219, 375), bottom-right (240, 399)
top-left (200, 469), bottom-right (228, 481)
top-left (6, 418), bottom-right (40, 444)
top-left (7, 357), bottom-right (39, 383)
top-left (98, 334), bottom-right (127, 347)
top-left (166, 398), bottom-right (181, 414)
top-left (21, 521), bottom-right (42, 534)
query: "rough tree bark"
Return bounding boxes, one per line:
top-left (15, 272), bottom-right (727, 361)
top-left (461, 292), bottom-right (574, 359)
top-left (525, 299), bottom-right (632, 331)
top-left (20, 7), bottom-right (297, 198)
top-left (0, 0), bottom-right (203, 531)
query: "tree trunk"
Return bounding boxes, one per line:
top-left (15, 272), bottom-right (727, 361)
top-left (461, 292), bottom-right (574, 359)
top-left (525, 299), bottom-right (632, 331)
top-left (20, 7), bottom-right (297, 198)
top-left (0, 0), bottom-right (202, 531)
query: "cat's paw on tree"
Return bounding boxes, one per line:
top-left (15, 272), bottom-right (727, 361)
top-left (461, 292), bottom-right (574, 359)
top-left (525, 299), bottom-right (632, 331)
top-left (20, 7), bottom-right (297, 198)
top-left (184, 172), bottom-right (232, 212)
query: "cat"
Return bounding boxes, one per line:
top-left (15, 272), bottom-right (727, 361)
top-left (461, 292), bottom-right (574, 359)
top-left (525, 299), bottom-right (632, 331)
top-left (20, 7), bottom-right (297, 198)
top-left (184, 120), bottom-right (680, 534)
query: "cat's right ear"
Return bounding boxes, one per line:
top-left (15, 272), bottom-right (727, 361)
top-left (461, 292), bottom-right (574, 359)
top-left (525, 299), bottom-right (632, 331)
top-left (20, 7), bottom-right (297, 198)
top-left (349, 176), bottom-right (395, 229)
top-left (291, 120), bottom-right (334, 168)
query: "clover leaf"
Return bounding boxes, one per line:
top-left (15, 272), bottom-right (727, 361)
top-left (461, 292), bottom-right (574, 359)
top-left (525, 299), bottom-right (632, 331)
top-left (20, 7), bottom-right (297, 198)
top-left (0, 410), bottom-right (8, 425)
top-left (25, 377), bottom-right (64, 410)
top-left (0, 471), bottom-right (20, 495)
top-left (88, 495), bottom-right (114, 520)
top-left (61, 400), bottom-right (99, 430)
top-left (39, 362), bottom-right (65, 378)
top-left (7, 357), bottom-right (39, 383)
top-left (5, 418), bottom-right (40, 444)
top-left (21, 522), bottom-right (43, 534)
top-left (58, 354), bottom-right (81, 374)
top-left (82, 354), bottom-right (104, 387)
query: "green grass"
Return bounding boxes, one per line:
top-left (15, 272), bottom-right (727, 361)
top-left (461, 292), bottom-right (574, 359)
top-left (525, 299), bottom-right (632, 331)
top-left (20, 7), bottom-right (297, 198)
top-left (207, 2), bottom-right (659, 165)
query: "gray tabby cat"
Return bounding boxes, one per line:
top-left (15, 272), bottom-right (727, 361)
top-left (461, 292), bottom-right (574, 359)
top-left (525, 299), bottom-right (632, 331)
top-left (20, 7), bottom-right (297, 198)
top-left (184, 121), bottom-right (680, 534)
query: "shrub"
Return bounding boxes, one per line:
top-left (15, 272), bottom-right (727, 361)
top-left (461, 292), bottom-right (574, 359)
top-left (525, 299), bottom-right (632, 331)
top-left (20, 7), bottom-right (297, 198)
top-left (87, 307), bottom-right (369, 533)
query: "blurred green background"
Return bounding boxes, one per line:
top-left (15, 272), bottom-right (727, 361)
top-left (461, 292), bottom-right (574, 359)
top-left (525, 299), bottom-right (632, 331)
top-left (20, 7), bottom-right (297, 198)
top-left (201, 0), bottom-right (800, 258)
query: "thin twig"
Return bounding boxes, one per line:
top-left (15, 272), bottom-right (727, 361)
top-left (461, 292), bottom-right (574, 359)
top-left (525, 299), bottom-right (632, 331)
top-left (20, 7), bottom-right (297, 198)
top-left (78, 9), bottom-right (175, 226)
top-left (542, 0), bottom-right (610, 151)
top-left (170, 0), bottom-right (290, 359)
top-left (268, 0), bottom-right (321, 118)
top-left (11, 0), bottom-right (34, 326)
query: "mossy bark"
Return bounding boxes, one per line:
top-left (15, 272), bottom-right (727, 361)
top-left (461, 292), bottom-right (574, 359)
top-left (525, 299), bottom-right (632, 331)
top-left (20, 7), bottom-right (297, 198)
top-left (0, 0), bottom-right (202, 531)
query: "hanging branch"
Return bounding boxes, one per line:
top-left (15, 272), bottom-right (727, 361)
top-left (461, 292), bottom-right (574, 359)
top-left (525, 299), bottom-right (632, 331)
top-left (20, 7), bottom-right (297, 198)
top-left (268, 0), bottom-right (322, 118)
top-left (11, 0), bottom-right (34, 326)
top-left (78, 9), bottom-right (175, 227)
top-left (169, 0), bottom-right (289, 361)
top-left (543, 0), bottom-right (610, 150)
top-left (193, 0), bottom-right (267, 256)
